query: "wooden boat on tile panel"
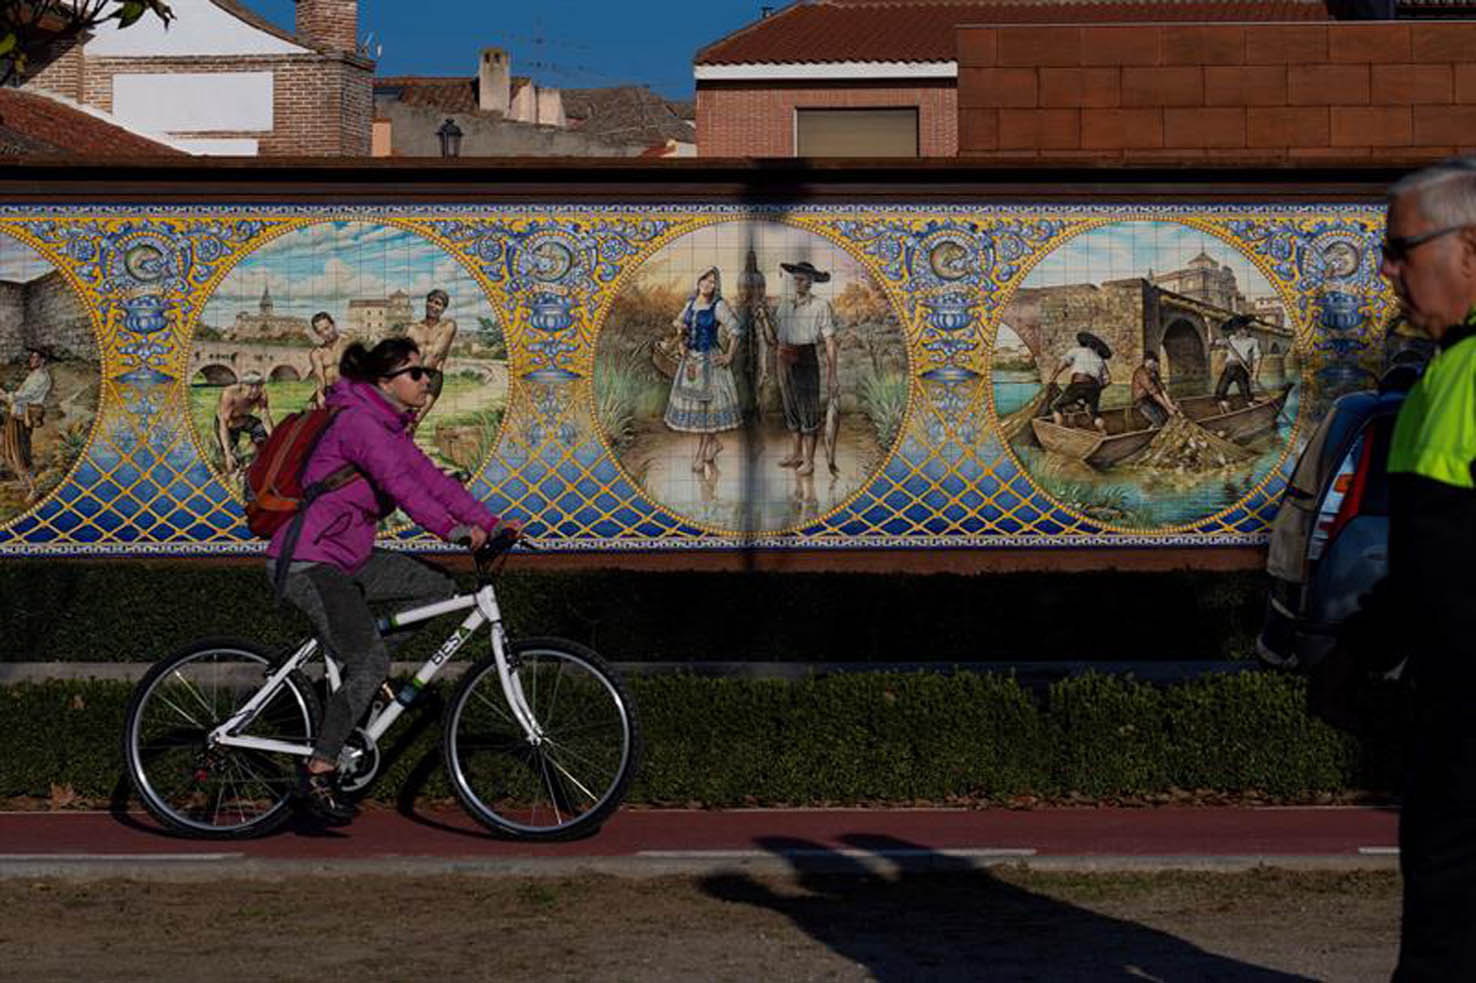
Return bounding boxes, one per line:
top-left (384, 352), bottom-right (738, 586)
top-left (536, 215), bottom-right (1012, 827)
top-left (1028, 384), bottom-right (1292, 470)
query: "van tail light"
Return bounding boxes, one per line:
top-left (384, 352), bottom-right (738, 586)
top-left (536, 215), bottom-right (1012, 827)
top-left (1325, 433), bottom-right (1376, 544)
top-left (1309, 432), bottom-right (1370, 562)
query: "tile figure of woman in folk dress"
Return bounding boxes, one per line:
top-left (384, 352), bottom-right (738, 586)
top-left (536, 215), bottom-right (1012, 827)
top-left (663, 266), bottom-right (743, 475)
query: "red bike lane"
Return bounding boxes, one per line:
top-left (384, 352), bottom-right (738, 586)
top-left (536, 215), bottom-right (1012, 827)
top-left (0, 805), bottom-right (1400, 875)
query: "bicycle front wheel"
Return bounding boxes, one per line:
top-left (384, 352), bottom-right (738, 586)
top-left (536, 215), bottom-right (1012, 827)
top-left (444, 637), bottom-right (640, 840)
top-left (123, 638), bottom-right (319, 838)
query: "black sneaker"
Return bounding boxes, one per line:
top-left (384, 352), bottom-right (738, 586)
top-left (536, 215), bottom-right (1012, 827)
top-left (295, 762), bottom-right (358, 825)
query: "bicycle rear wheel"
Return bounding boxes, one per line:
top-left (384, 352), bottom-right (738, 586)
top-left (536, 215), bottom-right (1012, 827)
top-left (123, 638), bottom-right (319, 839)
top-left (444, 637), bottom-right (640, 840)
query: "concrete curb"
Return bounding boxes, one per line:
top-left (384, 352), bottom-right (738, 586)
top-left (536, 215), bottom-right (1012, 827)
top-left (0, 851), bottom-right (1400, 881)
top-left (0, 660), bottom-right (1253, 684)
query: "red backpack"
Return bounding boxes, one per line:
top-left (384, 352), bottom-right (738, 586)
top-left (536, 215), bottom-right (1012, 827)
top-left (243, 407), bottom-right (359, 538)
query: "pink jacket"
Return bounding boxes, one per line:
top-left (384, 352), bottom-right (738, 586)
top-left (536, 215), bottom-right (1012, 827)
top-left (266, 379), bottom-right (500, 573)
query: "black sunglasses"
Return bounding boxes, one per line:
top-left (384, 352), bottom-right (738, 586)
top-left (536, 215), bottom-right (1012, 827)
top-left (1381, 224), bottom-right (1467, 264)
top-left (382, 365), bottom-right (442, 383)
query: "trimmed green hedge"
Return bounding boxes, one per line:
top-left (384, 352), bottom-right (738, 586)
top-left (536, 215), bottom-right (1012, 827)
top-left (0, 561), bottom-right (1267, 664)
top-left (0, 670), bottom-right (1401, 806)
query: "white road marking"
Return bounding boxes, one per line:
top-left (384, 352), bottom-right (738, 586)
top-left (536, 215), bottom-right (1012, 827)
top-left (1358, 846), bottom-right (1399, 856)
top-left (0, 853), bottom-right (242, 862)
top-left (639, 848), bottom-right (1038, 859)
top-left (0, 810), bottom-right (134, 816)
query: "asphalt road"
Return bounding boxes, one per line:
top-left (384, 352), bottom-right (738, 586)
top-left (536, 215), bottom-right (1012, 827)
top-left (0, 805), bottom-right (1401, 879)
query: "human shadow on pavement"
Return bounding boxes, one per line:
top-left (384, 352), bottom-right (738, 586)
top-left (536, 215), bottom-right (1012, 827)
top-left (700, 833), bottom-right (1314, 982)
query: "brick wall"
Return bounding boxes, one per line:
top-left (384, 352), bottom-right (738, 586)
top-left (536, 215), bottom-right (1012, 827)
top-left (697, 82), bottom-right (957, 156)
top-left (957, 22), bottom-right (1476, 162)
top-left (81, 55), bottom-right (372, 156)
top-left (24, 40), bottom-right (84, 103)
top-left (295, 0), bottom-right (358, 54)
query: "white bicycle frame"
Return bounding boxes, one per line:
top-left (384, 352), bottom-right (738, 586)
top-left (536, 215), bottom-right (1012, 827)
top-left (206, 580), bottom-right (544, 760)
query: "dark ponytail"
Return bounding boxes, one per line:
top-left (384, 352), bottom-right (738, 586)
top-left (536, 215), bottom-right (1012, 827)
top-left (339, 337), bottom-right (420, 382)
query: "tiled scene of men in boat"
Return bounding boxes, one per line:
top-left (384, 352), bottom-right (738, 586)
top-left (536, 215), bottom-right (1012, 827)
top-left (189, 221), bottom-right (508, 495)
top-left (0, 235), bottom-right (99, 524)
top-left (594, 221), bottom-right (909, 533)
top-left (993, 221), bottom-right (1299, 529)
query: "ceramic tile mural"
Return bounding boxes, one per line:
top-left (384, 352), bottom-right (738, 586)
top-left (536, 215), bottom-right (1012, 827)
top-left (0, 204), bottom-right (1395, 556)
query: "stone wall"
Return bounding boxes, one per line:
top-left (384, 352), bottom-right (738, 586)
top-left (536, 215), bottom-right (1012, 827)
top-left (0, 282), bottom-right (25, 363)
top-left (23, 272), bottom-right (94, 362)
top-left (379, 103), bottom-right (645, 157)
top-left (1009, 281), bottom-right (1147, 374)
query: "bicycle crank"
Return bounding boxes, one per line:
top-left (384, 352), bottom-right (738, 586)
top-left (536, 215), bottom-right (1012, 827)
top-left (336, 727), bottom-right (382, 793)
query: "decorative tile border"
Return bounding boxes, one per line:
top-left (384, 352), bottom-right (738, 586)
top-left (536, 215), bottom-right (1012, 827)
top-left (0, 202), bottom-right (1393, 555)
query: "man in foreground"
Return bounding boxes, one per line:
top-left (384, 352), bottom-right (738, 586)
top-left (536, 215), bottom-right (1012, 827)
top-left (1376, 157), bottom-right (1476, 980)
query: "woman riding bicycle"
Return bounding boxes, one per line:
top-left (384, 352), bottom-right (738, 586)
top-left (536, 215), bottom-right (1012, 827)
top-left (266, 336), bottom-right (516, 824)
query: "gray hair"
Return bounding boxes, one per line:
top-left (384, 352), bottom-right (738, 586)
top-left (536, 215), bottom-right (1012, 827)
top-left (1389, 157), bottom-right (1476, 227)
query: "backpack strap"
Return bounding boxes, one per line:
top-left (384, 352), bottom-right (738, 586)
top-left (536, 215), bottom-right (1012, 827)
top-left (272, 462), bottom-right (362, 600)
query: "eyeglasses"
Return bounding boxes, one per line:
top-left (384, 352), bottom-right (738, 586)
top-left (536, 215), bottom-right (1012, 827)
top-left (382, 365), bottom-right (442, 384)
top-left (1381, 224), bottom-right (1467, 263)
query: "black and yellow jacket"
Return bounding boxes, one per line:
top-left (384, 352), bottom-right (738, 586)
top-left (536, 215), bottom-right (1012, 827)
top-left (1386, 314), bottom-right (1476, 690)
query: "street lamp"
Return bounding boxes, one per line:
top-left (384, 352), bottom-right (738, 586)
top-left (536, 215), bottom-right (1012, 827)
top-left (436, 118), bottom-right (463, 158)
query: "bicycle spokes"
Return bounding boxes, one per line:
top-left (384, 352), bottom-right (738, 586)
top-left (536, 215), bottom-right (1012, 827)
top-left (444, 640), bottom-right (638, 839)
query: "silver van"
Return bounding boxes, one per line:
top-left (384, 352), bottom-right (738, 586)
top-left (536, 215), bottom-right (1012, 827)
top-left (1256, 339), bottom-right (1430, 672)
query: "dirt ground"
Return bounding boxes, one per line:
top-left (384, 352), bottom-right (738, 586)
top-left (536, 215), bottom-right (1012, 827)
top-left (0, 867), bottom-right (1399, 982)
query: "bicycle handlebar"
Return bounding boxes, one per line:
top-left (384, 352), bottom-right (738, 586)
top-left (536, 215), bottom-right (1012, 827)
top-left (477, 524), bottom-right (526, 559)
top-left (452, 523), bottom-right (530, 578)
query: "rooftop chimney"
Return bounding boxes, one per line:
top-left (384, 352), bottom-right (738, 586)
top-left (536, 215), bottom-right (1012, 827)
top-left (478, 48), bottom-right (511, 116)
top-left (295, 0), bottom-right (359, 54)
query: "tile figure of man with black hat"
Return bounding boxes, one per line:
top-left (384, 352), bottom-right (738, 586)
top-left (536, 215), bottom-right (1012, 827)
top-left (773, 260), bottom-right (838, 477)
top-left (1047, 331), bottom-right (1112, 432)
top-left (1214, 314), bottom-right (1261, 413)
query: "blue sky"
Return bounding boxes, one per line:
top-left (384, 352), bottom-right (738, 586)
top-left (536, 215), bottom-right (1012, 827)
top-left (201, 222), bottom-right (492, 333)
top-left (996, 221), bottom-right (1285, 354)
top-left (242, 0), bottom-right (764, 98)
top-left (1024, 222), bottom-right (1278, 302)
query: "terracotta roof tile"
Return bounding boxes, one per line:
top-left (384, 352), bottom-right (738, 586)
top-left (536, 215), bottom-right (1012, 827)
top-left (376, 76), bottom-right (481, 113)
top-left (0, 89), bottom-right (184, 156)
top-left (561, 86), bottom-right (696, 144)
top-left (376, 77), bottom-right (697, 146)
top-left (697, 0), bottom-right (1331, 65)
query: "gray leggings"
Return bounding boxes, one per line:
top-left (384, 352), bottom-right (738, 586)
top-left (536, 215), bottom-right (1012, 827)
top-left (268, 550), bottom-right (454, 766)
